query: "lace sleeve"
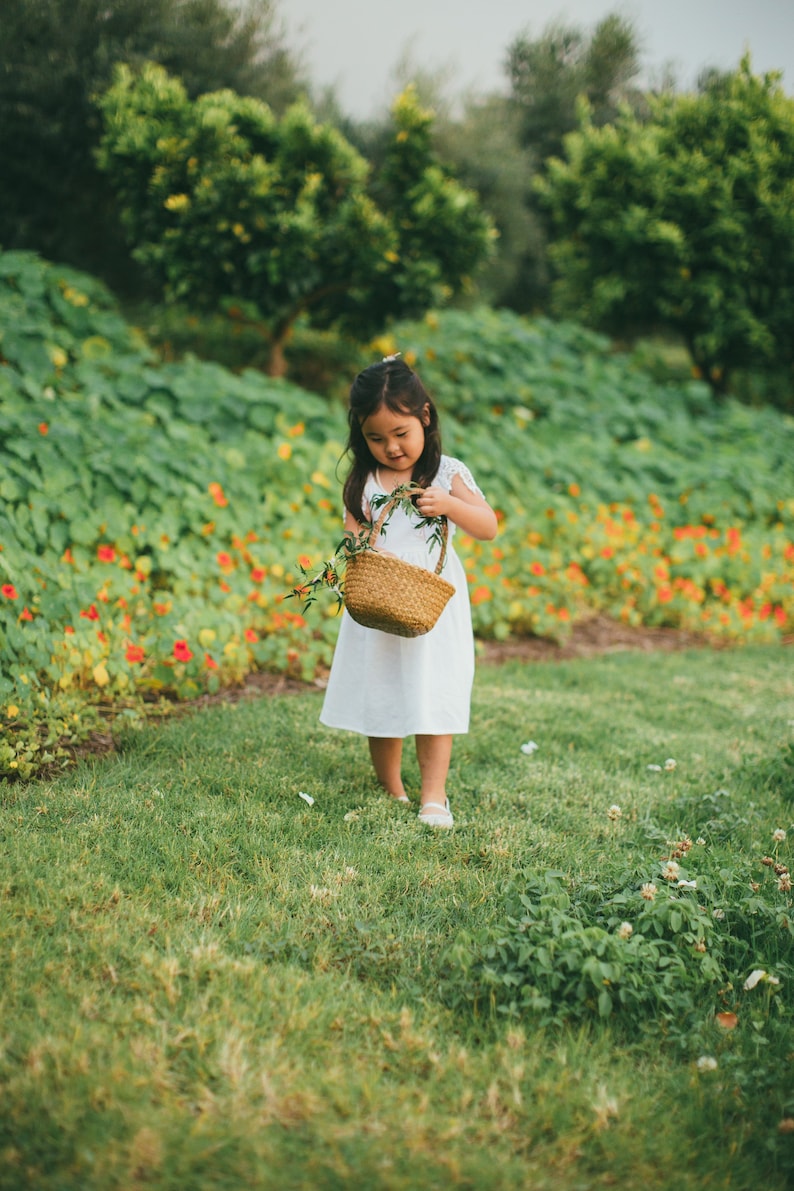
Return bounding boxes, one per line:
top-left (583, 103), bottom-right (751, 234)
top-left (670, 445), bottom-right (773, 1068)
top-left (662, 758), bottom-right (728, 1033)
top-left (437, 455), bottom-right (485, 499)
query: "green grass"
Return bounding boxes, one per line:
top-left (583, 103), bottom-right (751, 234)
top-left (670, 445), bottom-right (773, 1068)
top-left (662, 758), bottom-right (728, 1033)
top-left (1, 644), bottom-right (793, 1189)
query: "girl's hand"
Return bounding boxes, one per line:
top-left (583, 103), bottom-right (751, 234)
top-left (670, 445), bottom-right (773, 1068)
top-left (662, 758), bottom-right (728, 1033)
top-left (414, 486), bottom-right (451, 519)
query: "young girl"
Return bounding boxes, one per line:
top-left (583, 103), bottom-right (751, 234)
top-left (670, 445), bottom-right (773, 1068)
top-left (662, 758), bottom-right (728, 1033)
top-left (319, 355), bottom-right (498, 828)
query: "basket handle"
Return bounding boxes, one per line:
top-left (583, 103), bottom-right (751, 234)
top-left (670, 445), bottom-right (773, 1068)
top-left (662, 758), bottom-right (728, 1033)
top-left (367, 485), bottom-right (449, 576)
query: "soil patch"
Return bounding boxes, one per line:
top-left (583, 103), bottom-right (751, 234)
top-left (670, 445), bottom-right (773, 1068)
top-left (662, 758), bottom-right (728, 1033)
top-left (478, 613), bottom-right (721, 665)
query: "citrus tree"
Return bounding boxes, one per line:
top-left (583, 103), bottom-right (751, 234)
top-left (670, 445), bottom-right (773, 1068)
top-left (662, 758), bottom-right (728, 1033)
top-left (536, 59), bottom-right (794, 395)
top-left (96, 66), bottom-right (494, 374)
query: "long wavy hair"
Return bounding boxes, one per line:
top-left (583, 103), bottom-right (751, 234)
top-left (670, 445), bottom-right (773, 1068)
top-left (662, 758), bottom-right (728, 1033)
top-left (342, 358), bottom-right (442, 523)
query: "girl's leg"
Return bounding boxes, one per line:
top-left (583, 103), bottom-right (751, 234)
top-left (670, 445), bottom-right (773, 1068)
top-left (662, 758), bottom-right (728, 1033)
top-left (368, 737), bottom-right (408, 800)
top-left (415, 734), bottom-right (453, 809)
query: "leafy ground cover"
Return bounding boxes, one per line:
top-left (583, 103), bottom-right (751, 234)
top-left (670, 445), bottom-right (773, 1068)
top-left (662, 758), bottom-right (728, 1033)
top-left (0, 644), bottom-right (792, 1188)
top-left (1, 251), bottom-right (793, 779)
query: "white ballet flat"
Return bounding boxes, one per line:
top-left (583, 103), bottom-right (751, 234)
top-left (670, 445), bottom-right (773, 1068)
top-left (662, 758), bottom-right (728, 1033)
top-left (418, 799), bottom-right (454, 828)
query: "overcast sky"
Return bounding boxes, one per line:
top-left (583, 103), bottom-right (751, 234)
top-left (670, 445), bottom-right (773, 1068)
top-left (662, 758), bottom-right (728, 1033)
top-left (282, 0), bottom-right (794, 118)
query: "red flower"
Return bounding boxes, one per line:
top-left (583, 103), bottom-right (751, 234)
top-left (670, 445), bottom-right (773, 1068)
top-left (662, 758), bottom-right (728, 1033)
top-left (125, 644), bottom-right (145, 663)
top-left (62, 548), bottom-right (75, 564)
top-left (80, 604), bottom-right (100, 621)
top-left (2, 584), bottom-right (18, 600)
top-left (244, 628), bottom-right (258, 643)
top-left (97, 545), bottom-right (116, 563)
top-left (204, 653), bottom-right (219, 670)
top-left (530, 562), bottom-right (545, 576)
top-left (250, 566), bottom-right (267, 583)
top-left (173, 639), bottom-right (193, 662)
top-left (20, 607), bottom-right (33, 621)
top-left (471, 586), bottom-right (492, 605)
top-left (38, 421), bottom-right (49, 435)
top-left (64, 625), bottom-right (75, 635)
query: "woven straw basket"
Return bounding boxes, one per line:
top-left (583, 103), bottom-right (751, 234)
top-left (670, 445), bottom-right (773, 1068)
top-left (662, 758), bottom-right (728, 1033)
top-left (344, 487), bottom-right (456, 638)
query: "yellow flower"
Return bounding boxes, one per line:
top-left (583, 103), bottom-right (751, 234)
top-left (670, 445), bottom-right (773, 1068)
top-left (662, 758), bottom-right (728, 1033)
top-left (277, 443), bottom-right (292, 461)
top-left (6, 705), bottom-right (19, 718)
top-left (164, 193), bottom-right (190, 211)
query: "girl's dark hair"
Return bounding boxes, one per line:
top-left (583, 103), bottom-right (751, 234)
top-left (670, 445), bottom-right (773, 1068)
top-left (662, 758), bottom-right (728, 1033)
top-left (342, 358), bottom-right (442, 523)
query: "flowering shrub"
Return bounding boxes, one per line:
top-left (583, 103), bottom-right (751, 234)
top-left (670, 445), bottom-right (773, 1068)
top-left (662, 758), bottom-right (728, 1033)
top-left (445, 811), bottom-right (793, 1033)
top-left (1, 254), bottom-right (792, 777)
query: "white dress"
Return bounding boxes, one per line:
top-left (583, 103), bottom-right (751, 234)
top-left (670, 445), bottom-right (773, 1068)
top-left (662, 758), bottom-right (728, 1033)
top-left (319, 456), bottom-right (484, 738)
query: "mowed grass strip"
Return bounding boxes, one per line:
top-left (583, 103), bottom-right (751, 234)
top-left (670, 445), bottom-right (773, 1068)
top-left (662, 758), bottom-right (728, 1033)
top-left (1, 644), bottom-right (792, 1189)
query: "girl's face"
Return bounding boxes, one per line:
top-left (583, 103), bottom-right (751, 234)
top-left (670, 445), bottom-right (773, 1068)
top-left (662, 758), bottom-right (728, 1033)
top-left (359, 402), bottom-right (429, 476)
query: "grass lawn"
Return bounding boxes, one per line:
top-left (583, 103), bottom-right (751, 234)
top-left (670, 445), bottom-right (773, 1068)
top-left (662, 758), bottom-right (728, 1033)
top-left (1, 643), bottom-right (793, 1189)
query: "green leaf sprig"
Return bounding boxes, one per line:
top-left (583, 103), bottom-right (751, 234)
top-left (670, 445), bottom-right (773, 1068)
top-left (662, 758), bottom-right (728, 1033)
top-left (288, 482), bottom-right (446, 615)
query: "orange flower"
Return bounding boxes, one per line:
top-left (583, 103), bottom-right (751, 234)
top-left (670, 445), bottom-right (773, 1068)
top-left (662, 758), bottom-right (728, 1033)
top-left (64, 625), bottom-right (75, 635)
top-left (208, 481), bottom-right (229, 508)
top-left (250, 566), bottom-right (267, 583)
top-left (80, 604), bottom-right (100, 620)
top-left (97, 545), bottom-right (116, 563)
top-left (568, 483), bottom-right (581, 497)
top-left (774, 607), bottom-right (787, 628)
top-left (600, 547), bottom-right (614, 559)
top-left (1, 584), bottom-right (18, 600)
top-left (125, 644), bottom-right (145, 663)
top-left (38, 422), bottom-right (49, 435)
top-left (62, 548), bottom-right (75, 564)
top-left (153, 602), bottom-right (170, 616)
top-left (244, 629), bottom-right (258, 643)
top-left (657, 586), bottom-right (673, 603)
top-left (530, 561), bottom-right (545, 576)
top-left (20, 607), bottom-right (33, 621)
top-left (287, 422), bottom-right (305, 437)
top-left (204, 653), bottom-right (219, 670)
top-left (471, 586), bottom-right (492, 605)
top-left (173, 639), bottom-right (193, 663)
top-left (297, 554), bottom-right (312, 570)
top-left (216, 551), bottom-right (234, 571)
top-left (277, 443), bottom-right (292, 461)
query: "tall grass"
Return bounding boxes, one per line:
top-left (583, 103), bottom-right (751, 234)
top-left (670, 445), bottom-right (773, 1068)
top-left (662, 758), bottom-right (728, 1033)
top-left (1, 644), bottom-right (792, 1189)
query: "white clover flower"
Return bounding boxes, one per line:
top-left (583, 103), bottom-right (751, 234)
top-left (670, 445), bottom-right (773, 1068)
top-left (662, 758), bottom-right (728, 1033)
top-left (696, 1056), bottom-right (718, 1072)
top-left (617, 922), bottom-right (633, 940)
top-left (696, 837), bottom-right (706, 846)
top-left (647, 764), bottom-right (662, 772)
top-left (712, 908), bottom-right (726, 920)
top-left (607, 804), bottom-right (622, 821)
top-left (640, 883), bottom-right (657, 901)
top-left (677, 879), bottom-right (697, 889)
top-left (520, 740), bottom-right (539, 755)
top-left (664, 758), bottom-right (677, 771)
top-left (778, 873), bottom-right (792, 893)
top-left (772, 828), bottom-right (787, 843)
top-left (661, 860), bottom-right (680, 882)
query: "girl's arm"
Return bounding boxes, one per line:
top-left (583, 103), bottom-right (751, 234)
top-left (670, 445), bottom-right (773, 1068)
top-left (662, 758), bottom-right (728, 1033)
top-left (415, 474), bottom-right (498, 541)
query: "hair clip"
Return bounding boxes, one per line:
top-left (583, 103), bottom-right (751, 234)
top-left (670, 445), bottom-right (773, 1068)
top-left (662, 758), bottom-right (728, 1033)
top-left (382, 352), bottom-right (401, 363)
